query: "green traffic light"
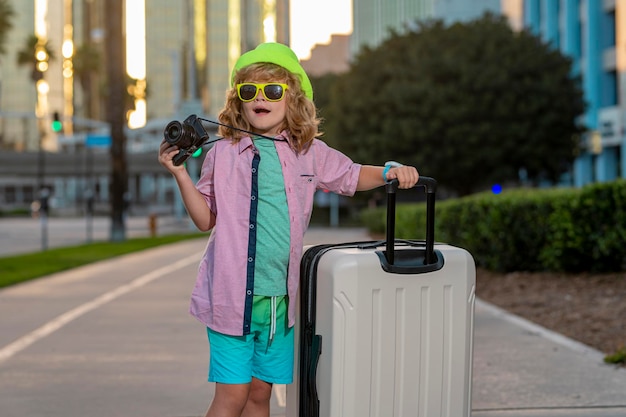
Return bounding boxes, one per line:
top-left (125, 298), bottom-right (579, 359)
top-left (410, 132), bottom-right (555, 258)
top-left (51, 111), bottom-right (62, 132)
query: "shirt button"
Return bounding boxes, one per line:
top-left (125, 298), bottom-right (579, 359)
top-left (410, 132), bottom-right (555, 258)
top-left (247, 290), bottom-right (252, 295)
top-left (248, 257), bottom-right (253, 262)
top-left (251, 195), bottom-right (256, 200)
top-left (250, 224), bottom-right (255, 229)
top-left (252, 168), bottom-right (257, 173)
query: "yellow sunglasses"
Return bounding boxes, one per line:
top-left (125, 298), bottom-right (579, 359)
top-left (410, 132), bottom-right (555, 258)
top-left (236, 83), bottom-right (289, 102)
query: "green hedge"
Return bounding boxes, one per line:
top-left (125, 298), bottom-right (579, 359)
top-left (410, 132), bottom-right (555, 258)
top-left (360, 180), bottom-right (626, 273)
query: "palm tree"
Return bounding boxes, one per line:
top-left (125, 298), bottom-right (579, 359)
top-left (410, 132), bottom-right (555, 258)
top-left (105, 0), bottom-right (128, 242)
top-left (17, 35), bottom-right (55, 82)
top-left (73, 43), bottom-right (102, 117)
top-left (0, 0), bottom-right (15, 59)
top-left (73, 43), bottom-right (101, 89)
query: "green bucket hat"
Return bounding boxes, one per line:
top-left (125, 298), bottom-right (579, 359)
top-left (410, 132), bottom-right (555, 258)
top-left (231, 42), bottom-right (313, 100)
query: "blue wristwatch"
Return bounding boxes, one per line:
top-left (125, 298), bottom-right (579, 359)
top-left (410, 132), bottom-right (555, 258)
top-left (383, 161), bottom-right (403, 183)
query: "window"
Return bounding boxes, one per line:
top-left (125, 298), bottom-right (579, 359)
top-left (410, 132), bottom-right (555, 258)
top-left (601, 70), bottom-right (617, 107)
top-left (5, 186), bottom-right (15, 204)
top-left (602, 10), bottom-right (616, 48)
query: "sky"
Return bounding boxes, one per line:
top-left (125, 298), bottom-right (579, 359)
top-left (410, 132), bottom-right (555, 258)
top-left (289, 0), bottom-right (352, 60)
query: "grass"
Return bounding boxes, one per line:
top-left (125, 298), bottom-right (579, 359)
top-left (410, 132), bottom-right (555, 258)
top-left (0, 232), bottom-right (205, 289)
top-left (605, 347), bottom-right (626, 365)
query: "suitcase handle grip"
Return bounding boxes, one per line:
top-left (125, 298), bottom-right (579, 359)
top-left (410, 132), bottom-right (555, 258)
top-left (387, 176), bottom-right (437, 193)
top-left (385, 176), bottom-right (437, 266)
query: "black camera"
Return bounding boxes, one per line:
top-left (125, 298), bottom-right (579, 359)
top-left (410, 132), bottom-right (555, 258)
top-left (164, 114), bottom-right (209, 165)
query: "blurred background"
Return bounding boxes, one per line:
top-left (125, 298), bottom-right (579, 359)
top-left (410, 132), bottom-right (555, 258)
top-left (0, 0), bottom-right (623, 240)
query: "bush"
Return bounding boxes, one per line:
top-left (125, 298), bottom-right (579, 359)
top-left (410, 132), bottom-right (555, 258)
top-left (0, 207), bottom-right (31, 217)
top-left (541, 181), bottom-right (626, 272)
top-left (437, 189), bottom-right (560, 271)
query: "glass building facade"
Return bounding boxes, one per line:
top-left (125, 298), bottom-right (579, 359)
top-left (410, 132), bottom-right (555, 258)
top-left (519, 0), bottom-right (626, 186)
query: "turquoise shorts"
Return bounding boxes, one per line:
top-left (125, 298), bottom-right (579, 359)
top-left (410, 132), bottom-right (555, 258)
top-left (207, 295), bottom-right (294, 384)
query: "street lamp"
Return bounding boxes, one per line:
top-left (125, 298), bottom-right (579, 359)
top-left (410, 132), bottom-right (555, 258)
top-left (32, 44), bottom-right (49, 81)
top-left (34, 41), bottom-right (50, 251)
top-left (34, 60), bottom-right (49, 193)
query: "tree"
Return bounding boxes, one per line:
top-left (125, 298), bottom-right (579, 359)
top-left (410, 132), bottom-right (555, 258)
top-left (105, 0), bottom-right (128, 242)
top-left (311, 73), bottom-right (342, 146)
top-left (73, 43), bottom-right (102, 87)
top-left (326, 13), bottom-right (586, 196)
top-left (0, 0), bottom-right (14, 59)
top-left (73, 43), bottom-right (102, 117)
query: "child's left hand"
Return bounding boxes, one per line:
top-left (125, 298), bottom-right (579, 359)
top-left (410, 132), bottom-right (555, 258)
top-left (386, 165), bottom-right (420, 189)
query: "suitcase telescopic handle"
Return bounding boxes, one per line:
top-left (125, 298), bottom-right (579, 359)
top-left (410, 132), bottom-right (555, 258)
top-left (385, 176), bottom-right (437, 265)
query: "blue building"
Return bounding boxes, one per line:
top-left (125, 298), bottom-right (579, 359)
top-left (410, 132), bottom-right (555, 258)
top-left (519, 0), bottom-right (626, 186)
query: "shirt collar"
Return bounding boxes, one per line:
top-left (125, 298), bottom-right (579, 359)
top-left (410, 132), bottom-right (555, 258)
top-left (237, 131), bottom-right (290, 154)
top-left (237, 136), bottom-right (255, 154)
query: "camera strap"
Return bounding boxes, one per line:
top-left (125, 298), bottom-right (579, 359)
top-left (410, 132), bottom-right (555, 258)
top-left (198, 117), bottom-right (283, 142)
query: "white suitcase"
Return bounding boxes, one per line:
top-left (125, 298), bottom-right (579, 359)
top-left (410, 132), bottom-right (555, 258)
top-left (287, 177), bottom-right (476, 417)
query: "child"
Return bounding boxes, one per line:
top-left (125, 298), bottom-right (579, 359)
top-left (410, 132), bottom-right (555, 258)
top-left (158, 42), bottom-right (419, 417)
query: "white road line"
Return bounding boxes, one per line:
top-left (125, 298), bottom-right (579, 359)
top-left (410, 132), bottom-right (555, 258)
top-left (0, 253), bottom-right (200, 364)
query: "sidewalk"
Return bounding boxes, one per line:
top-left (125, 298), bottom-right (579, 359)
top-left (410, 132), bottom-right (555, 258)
top-left (0, 214), bottom-right (196, 257)
top-left (1, 216), bottom-right (626, 416)
top-left (471, 300), bottom-right (626, 416)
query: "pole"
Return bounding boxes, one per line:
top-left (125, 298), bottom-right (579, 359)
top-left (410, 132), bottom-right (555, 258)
top-left (38, 124), bottom-right (47, 251)
top-left (86, 147), bottom-right (94, 243)
top-left (39, 188), bottom-right (49, 251)
top-left (329, 193), bottom-right (339, 227)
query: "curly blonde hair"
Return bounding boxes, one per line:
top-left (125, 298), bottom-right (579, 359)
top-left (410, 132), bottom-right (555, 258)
top-left (217, 63), bottom-right (321, 153)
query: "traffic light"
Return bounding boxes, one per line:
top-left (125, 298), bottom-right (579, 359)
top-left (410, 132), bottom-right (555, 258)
top-left (51, 111), bottom-right (63, 133)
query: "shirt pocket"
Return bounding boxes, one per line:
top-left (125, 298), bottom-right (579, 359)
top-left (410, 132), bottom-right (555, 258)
top-left (297, 174), bottom-right (317, 192)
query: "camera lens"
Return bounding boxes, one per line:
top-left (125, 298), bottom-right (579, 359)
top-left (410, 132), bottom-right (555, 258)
top-left (164, 121), bottom-right (184, 144)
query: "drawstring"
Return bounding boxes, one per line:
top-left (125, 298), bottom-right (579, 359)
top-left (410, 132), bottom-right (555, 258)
top-left (268, 296), bottom-right (277, 348)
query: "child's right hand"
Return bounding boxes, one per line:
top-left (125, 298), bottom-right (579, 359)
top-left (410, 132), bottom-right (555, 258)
top-left (158, 140), bottom-right (187, 175)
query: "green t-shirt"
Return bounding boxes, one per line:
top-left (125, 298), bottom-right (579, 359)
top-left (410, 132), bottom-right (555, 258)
top-left (253, 138), bottom-right (290, 295)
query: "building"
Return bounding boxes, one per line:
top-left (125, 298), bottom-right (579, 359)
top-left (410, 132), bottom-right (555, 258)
top-left (350, 0), bottom-right (501, 56)
top-left (0, 0), bottom-right (289, 214)
top-left (301, 35), bottom-right (351, 77)
top-left (507, 0), bottom-right (626, 187)
top-left (0, 0), bottom-right (72, 152)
